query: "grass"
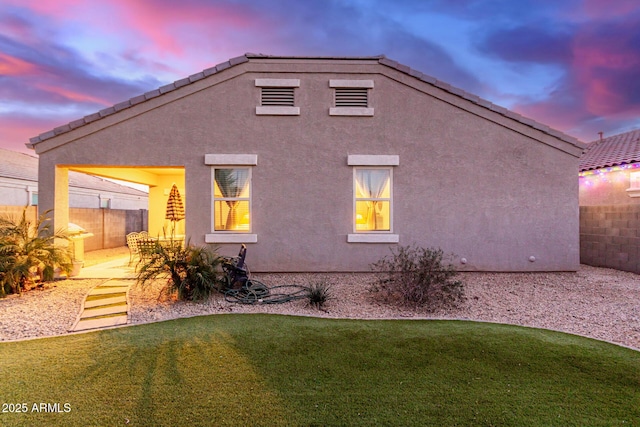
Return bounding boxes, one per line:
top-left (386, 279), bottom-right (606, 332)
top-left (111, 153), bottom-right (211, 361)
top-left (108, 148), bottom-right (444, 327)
top-left (1, 315), bottom-right (638, 426)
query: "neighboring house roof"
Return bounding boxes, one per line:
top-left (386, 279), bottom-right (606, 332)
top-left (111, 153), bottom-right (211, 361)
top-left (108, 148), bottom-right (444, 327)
top-left (0, 148), bottom-right (148, 196)
top-left (27, 53), bottom-right (584, 151)
top-left (579, 129), bottom-right (640, 171)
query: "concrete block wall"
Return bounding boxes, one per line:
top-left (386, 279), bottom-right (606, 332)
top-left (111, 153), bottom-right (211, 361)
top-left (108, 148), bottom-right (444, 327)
top-left (580, 205), bottom-right (640, 273)
top-left (70, 208), bottom-right (148, 251)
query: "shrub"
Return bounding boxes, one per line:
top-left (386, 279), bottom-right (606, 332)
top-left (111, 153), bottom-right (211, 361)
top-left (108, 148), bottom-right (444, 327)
top-left (306, 280), bottom-right (333, 310)
top-left (136, 239), bottom-right (224, 301)
top-left (370, 245), bottom-right (464, 310)
top-left (0, 209), bottom-right (72, 297)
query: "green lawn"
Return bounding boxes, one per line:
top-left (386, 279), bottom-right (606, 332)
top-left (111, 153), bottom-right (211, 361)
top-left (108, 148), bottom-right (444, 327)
top-left (1, 315), bottom-right (639, 426)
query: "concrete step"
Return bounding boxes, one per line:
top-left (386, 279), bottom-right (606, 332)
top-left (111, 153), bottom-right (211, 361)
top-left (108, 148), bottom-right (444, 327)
top-left (80, 304), bottom-right (128, 319)
top-left (84, 295), bottom-right (127, 308)
top-left (73, 315), bottom-right (128, 331)
top-left (89, 286), bottom-right (128, 296)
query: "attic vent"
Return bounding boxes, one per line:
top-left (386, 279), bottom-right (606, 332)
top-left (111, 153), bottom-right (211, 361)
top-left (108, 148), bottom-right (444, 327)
top-left (335, 87), bottom-right (368, 107)
top-left (261, 87), bottom-right (295, 107)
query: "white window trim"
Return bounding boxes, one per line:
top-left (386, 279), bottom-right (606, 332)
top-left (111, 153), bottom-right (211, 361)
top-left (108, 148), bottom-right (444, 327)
top-left (27, 185), bottom-right (38, 206)
top-left (627, 171), bottom-right (640, 197)
top-left (347, 234), bottom-right (399, 243)
top-left (205, 154), bottom-right (257, 166)
top-left (348, 155), bottom-right (399, 166)
top-left (206, 155), bottom-right (258, 243)
top-left (348, 158), bottom-right (399, 243)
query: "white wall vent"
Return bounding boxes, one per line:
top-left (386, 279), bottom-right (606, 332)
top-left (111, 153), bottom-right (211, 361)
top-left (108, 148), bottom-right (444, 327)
top-left (261, 87), bottom-right (295, 107)
top-left (335, 87), bottom-right (368, 107)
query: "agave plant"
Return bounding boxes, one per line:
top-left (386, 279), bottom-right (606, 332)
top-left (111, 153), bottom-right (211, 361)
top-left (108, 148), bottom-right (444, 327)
top-left (0, 209), bottom-right (73, 296)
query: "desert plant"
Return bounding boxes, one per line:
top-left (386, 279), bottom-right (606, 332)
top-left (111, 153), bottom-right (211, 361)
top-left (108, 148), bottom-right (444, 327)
top-left (136, 239), bottom-right (224, 301)
top-left (0, 208), bottom-right (72, 296)
top-left (306, 280), bottom-right (333, 310)
top-left (370, 245), bottom-right (464, 310)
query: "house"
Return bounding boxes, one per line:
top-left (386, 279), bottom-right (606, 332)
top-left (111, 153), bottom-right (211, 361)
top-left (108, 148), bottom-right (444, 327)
top-left (27, 54), bottom-right (585, 272)
top-left (0, 148), bottom-right (148, 210)
top-left (579, 129), bottom-right (640, 273)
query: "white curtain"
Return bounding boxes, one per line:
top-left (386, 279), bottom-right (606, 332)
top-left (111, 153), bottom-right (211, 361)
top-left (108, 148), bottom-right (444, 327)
top-left (215, 169), bottom-right (250, 230)
top-left (355, 169), bottom-right (389, 230)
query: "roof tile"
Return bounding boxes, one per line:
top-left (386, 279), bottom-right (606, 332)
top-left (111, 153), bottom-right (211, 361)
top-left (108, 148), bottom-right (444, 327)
top-left (114, 101), bottom-right (131, 112)
top-left (189, 72), bottom-right (206, 82)
top-left (174, 77), bottom-right (191, 88)
top-left (215, 61), bottom-right (231, 72)
top-left (130, 94), bottom-right (146, 105)
top-left (159, 83), bottom-right (175, 94)
top-left (580, 129), bottom-right (640, 170)
top-left (202, 66), bottom-right (217, 77)
top-left (144, 89), bottom-right (161, 100)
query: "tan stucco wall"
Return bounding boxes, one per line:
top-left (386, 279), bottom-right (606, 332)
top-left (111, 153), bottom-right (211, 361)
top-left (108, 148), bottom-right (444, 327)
top-left (34, 58), bottom-right (581, 271)
top-left (579, 169), bottom-right (640, 206)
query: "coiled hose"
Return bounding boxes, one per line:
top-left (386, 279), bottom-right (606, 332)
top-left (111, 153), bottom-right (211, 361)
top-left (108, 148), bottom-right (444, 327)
top-left (224, 280), bottom-right (311, 305)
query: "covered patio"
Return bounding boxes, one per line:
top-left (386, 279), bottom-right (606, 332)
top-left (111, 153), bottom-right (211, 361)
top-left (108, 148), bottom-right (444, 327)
top-left (45, 165), bottom-right (185, 261)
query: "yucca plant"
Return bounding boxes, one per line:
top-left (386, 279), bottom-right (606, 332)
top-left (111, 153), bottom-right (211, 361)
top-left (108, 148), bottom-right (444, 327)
top-left (136, 239), bottom-right (224, 301)
top-left (307, 280), bottom-right (333, 310)
top-left (0, 209), bottom-right (72, 297)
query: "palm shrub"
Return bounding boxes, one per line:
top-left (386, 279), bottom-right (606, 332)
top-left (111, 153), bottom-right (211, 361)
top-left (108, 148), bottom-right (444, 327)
top-left (370, 245), bottom-right (464, 310)
top-left (136, 239), bottom-right (224, 301)
top-left (0, 209), bottom-right (72, 297)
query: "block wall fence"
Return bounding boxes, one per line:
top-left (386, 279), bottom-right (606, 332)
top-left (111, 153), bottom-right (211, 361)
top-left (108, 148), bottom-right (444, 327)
top-left (580, 205), bottom-right (640, 274)
top-left (0, 206), bottom-right (148, 252)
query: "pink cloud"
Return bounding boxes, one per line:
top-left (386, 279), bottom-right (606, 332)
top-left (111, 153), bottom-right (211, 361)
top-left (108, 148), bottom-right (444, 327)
top-left (33, 83), bottom-right (111, 106)
top-left (104, 0), bottom-right (265, 57)
top-left (0, 52), bottom-right (36, 75)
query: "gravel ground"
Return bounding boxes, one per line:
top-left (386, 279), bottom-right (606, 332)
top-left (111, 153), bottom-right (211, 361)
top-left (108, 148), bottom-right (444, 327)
top-left (1, 264), bottom-right (639, 351)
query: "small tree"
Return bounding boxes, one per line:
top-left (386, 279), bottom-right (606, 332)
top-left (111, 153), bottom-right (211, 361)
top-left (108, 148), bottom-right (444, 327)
top-left (370, 245), bottom-right (464, 311)
top-left (136, 239), bottom-right (224, 301)
top-left (0, 209), bottom-right (72, 296)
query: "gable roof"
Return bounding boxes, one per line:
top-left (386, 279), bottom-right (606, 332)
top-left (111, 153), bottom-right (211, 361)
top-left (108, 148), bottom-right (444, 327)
top-left (0, 148), bottom-right (148, 196)
top-left (27, 53), bottom-right (585, 152)
top-left (579, 129), bottom-right (640, 171)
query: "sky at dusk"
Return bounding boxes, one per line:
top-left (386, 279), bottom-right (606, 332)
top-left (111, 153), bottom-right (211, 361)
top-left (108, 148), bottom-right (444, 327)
top-left (2, 0), bottom-right (640, 153)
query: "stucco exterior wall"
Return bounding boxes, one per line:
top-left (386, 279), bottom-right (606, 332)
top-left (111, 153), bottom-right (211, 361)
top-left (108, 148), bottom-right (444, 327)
top-left (34, 58), bottom-right (581, 272)
top-left (579, 169), bottom-right (640, 206)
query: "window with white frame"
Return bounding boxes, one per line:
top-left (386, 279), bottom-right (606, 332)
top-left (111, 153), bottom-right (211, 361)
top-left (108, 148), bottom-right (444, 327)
top-left (355, 168), bottom-right (391, 231)
top-left (205, 154), bottom-right (258, 243)
top-left (627, 170), bottom-right (640, 197)
top-left (347, 155), bottom-right (399, 243)
top-left (214, 168), bottom-right (251, 231)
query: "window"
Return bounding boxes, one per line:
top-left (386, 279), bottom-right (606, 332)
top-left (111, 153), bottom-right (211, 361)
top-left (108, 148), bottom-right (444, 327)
top-left (27, 186), bottom-right (38, 206)
top-left (355, 168), bottom-right (391, 231)
top-left (255, 79), bottom-right (300, 115)
top-left (330, 80), bottom-right (374, 116)
top-left (627, 170), bottom-right (640, 198)
top-left (204, 154), bottom-right (258, 243)
top-left (347, 155), bottom-right (399, 243)
top-left (214, 168), bottom-right (251, 231)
